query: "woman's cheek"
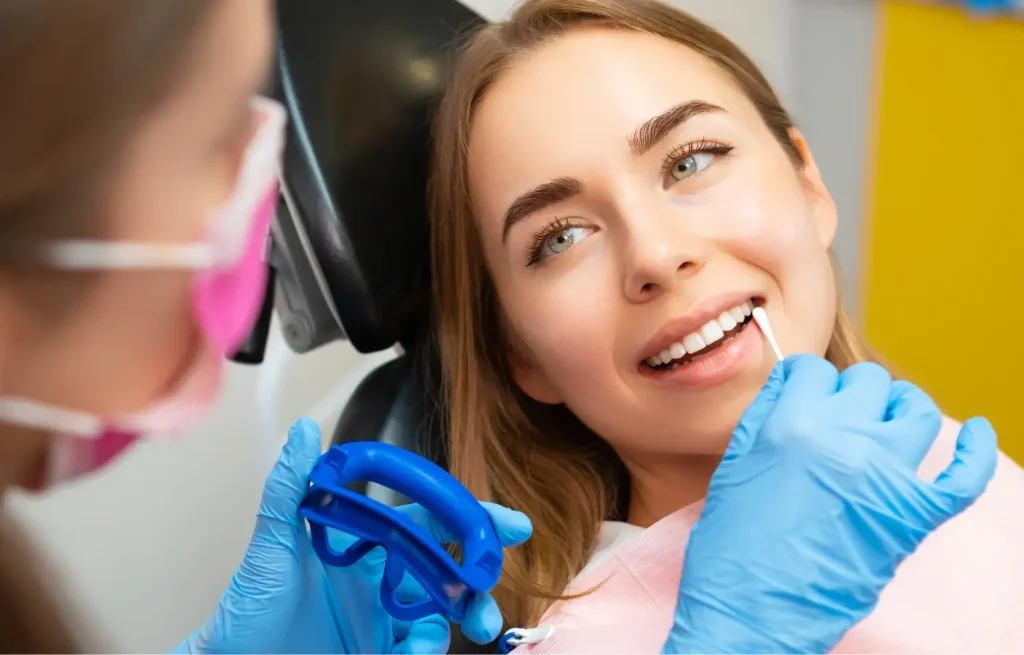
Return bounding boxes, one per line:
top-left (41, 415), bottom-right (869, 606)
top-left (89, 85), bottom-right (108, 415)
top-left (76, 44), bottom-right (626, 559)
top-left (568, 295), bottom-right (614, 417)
top-left (707, 193), bottom-right (838, 357)
top-left (509, 271), bottom-right (617, 373)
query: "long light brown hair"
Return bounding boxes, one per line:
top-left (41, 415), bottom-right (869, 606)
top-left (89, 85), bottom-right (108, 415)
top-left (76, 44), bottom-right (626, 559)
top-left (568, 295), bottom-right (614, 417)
top-left (429, 0), bottom-right (872, 629)
top-left (0, 1), bottom-right (214, 650)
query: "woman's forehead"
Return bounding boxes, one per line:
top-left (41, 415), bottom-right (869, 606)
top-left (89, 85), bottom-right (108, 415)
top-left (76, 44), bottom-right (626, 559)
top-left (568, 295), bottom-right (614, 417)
top-left (467, 28), bottom-right (756, 222)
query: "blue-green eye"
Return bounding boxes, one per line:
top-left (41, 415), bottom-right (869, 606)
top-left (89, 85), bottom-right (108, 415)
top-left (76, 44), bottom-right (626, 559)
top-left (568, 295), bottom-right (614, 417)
top-left (528, 222), bottom-right (594, 265)
top-left (544, 225), bottom-right (590, 255)
top-left (669, 151), bottom-right (716, 181)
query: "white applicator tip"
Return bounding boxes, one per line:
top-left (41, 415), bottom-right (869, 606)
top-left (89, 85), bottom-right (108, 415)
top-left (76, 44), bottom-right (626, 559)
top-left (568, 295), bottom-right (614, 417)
top-left (751, 306), bottom-right (784, 362)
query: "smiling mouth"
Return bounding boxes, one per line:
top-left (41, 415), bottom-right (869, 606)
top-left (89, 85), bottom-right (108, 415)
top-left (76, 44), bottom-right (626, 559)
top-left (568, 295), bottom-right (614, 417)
top-left (642, 298), bottom-right (759, 372)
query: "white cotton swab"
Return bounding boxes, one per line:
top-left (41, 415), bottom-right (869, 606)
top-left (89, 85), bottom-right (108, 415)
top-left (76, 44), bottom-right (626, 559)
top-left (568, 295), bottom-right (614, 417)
top-left (751, 306), bottom-right (784, 362)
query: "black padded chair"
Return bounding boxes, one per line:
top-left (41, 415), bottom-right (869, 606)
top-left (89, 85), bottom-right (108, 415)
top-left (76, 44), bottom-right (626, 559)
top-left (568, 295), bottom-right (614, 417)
top-left (239, 1), bottom-right (497, 652)
top-left (268, 0), bottom-right (483, 464)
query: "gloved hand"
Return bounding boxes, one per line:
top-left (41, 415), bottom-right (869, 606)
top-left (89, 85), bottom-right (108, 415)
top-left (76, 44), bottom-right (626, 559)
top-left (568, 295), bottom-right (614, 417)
top-left (663, 355), bottom-right (998, 654)
top-left (172, 417), bottom-right (532, 654)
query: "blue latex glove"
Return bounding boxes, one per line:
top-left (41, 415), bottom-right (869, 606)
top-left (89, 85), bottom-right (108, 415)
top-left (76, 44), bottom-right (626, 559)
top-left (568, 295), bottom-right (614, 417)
top-left (663, 355), bottom-right (998, 654)
top-left (173, 418), bottom-right (532, 654)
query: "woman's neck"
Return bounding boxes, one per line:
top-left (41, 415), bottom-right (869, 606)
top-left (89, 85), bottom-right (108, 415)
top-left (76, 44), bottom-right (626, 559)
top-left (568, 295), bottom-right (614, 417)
top-left (623, 452), bottom-right (721, 528)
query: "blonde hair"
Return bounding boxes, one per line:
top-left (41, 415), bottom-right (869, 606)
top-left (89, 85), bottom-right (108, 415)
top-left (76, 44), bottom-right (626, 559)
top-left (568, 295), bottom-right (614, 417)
top-left (429, 0), bottom-right (873, 629)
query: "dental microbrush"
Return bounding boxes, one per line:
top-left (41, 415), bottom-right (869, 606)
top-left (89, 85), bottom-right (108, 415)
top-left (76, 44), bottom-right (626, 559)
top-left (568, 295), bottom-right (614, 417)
top-left (751, 306), bottom-right (784, 362)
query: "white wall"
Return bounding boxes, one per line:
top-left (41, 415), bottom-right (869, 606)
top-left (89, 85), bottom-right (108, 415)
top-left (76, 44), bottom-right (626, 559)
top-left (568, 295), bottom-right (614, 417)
top-left (791, 0), bottom-right (877, 312)
top-left (6, 1), bottom-right (871, 652)
top-left (665, 0), bottom-right (796, 106)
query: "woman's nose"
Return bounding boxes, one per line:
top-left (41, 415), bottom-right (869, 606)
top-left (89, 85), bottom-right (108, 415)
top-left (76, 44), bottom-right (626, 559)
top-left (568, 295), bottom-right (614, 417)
top-left (621, 232), bottom-right (705, 303)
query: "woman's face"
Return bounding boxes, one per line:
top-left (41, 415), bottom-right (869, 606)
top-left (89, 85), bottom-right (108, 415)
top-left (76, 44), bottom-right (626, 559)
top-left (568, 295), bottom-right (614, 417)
top-left (0, 0), bottom-right (273, 487)
top-left (467, 28), bottom-right (839, 467)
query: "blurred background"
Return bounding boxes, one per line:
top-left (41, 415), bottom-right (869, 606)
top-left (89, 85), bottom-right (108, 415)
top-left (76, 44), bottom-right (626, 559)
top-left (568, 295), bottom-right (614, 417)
top-left (6, 0), bottom-right (1022, 651)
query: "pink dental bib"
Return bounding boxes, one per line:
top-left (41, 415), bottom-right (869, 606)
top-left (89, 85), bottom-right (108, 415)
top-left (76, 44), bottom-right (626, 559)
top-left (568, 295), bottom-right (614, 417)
top-left (513, 416), bottom-right (1024, 654)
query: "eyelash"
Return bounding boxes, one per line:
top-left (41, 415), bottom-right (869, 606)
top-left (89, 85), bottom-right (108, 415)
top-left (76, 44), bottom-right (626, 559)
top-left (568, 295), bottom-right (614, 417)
top-left (526, 216), bottom-right (583, 266)
top-left (660, 138), bottom-right (735, 178)
top-left (525, 138), bottom-right (736, 266)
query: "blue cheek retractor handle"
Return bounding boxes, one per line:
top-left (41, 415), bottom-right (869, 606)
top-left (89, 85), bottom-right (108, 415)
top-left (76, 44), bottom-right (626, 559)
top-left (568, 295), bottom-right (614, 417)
top-left (298, 441), bottom-right (504, 624)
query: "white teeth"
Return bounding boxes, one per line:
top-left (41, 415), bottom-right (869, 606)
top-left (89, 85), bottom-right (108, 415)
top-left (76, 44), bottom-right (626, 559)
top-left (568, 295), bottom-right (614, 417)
top-left (682, 332), bottom-right (706, 353)
top-left (646, 299), bottom-right (759, 368)
top-left (700, 320), bottom-right (725, 344)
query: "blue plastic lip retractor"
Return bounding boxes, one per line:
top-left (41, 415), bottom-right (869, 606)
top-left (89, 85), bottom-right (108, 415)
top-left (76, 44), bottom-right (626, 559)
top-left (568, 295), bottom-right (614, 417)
top-left (298, 441), bottom-right (504, 624)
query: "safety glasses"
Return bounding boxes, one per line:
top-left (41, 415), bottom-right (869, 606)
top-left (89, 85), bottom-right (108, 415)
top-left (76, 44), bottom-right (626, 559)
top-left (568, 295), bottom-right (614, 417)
top-left (300, 442), bottom-right (505, 624)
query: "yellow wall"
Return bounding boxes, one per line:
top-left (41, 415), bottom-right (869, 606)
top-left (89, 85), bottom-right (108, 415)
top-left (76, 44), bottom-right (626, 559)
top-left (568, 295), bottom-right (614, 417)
top-left (864, 1), bottom-right (1023, 462)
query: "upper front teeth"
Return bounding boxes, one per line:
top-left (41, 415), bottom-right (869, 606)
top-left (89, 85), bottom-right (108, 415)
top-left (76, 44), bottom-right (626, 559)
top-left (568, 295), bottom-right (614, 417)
top-left (648, 300), bottom-right (753, 367)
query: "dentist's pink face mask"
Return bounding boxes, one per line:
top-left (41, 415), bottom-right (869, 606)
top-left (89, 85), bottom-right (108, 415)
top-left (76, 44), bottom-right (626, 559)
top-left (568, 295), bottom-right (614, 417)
top-left (0, 97), bottom-right (287, 487)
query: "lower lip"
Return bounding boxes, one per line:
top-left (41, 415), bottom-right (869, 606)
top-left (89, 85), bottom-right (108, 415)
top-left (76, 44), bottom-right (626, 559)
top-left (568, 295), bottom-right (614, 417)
top-left (641, 319), bottom-right (764, 390)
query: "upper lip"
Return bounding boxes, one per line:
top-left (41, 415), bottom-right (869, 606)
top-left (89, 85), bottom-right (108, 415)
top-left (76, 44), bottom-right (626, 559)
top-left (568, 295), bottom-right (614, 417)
top-left (637, 291), bottom-right (760, 363)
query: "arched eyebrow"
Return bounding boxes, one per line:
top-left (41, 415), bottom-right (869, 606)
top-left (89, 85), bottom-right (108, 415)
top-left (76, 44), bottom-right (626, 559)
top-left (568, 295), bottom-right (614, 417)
top-left (627, 100), bottom-right (725, 156)
top-left (502, 176), bottom-right (583, 243)
top-left (500, 100), bottom-right (723, 243)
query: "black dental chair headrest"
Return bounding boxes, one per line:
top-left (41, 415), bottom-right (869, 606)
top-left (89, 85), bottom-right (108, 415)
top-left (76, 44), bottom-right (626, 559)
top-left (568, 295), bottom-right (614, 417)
top-left (270, 0), bottom-right (484, 355)
top-left (270, 5), bottom-right (499, 651)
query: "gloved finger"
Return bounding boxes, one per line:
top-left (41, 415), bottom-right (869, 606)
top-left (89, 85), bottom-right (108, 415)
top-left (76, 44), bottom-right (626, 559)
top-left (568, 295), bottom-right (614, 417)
top-left (778, 354), bottom-right (839, 409)
top-left (394, 615), bottom-right (451, 655)
top-left (393, 569), bottom-right (430, 603)
top-left (396, 501), bottom-right (533, 547)
top-left (834, 362), bottom-right (892, 421)
top-left (931, 416), bottom-right (998, 511)
top-left (319, 538), bottom-right (388, 606)
top-left (874, 380), bottom-right (942, 469)
top-left (726, 359), bottom-right (785, 460)
top-left (482, 502), bottom-right (533, 546)
top-left (391, 572), bottom-right (451, 655)
top-left (257, 417), bottom-right (323, 526)
top-left (459, 591), bottom-right (505, 645)
top-left (234, 417), bottom-right (322, 581)
top-left (324, 522), bottom-right (363, 552)
top-left (197, 420), bottom-right (323, 653)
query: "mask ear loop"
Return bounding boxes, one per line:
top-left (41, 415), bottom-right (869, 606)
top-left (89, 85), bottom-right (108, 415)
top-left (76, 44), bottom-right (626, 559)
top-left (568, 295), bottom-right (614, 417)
top-left (31, 241), bottom-right (215, 270)
top-left (0, 397), bottom-right (104, 437)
